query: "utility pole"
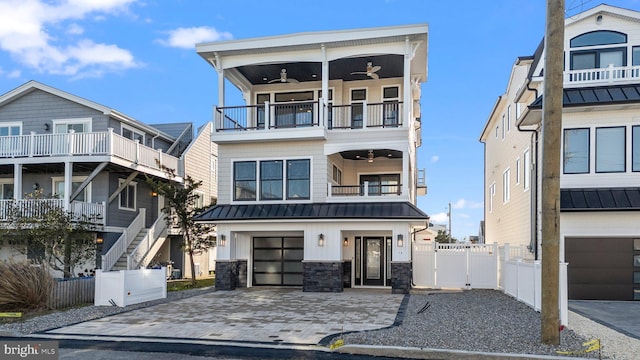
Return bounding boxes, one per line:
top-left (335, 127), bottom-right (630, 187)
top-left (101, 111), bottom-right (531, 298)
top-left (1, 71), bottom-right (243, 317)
top-left (448, 202), bottom-right (452, 243)
top-left (541, 0), bottom-right (564, 345)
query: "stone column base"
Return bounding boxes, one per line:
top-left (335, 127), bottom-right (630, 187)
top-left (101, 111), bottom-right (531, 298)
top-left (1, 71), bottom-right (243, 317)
top-left (215, 260), bottom-right (241, 290)
top-left (303, 261), bottom-right (343, 292)
top-left (391, 261), bottom-right (412, 294)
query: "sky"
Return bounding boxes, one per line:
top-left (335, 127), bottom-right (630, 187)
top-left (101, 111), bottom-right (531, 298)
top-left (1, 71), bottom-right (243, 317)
top-left (1, 0), bottom-right (639, 240)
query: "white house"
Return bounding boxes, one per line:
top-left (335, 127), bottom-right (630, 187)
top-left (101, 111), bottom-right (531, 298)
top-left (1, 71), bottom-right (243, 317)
top-left (481, 4), bottom-right (640, 301)
top-left (194, 24), bottom-right (429, 293)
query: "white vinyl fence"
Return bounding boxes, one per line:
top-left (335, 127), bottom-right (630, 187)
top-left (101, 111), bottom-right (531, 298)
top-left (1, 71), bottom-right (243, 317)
top-left (94, 268), bottom-right (166, 307)
top-left (413, 242), bottom-right (568, 325)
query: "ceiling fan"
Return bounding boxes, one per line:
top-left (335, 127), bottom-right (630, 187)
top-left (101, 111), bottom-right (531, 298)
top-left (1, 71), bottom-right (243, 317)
top-left (351, 62), bottom-right (381, 79)
top-left (268, 69), bottom-right (299, 83)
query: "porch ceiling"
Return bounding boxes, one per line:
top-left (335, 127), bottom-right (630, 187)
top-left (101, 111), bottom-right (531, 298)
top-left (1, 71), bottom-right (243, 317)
top-left (236, 54), bottom-right (404, 85)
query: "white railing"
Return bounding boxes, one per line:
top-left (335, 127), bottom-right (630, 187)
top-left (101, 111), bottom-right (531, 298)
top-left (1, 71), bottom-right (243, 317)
top-left (0, 199), bottom-right (104, 225)
top-left (327, 181), bottom-right (403, 198)
top-left (0, 129), bottom-right (181, 175)
top-left (101, 208), bottom-right (146, 271)
top-left (564, 64), bottom-right (640, 86)
top-left (128, 212), bottom-right (167, 270)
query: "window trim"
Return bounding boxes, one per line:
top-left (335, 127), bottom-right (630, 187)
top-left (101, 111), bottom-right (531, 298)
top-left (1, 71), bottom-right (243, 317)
top-left (595, 126), bottom-right (626, 173)
top-left (121, 124), bottom-right (146, 144)
top-left (51, 176), bottom-right (91, 202)
top-left (332, 163), bottom-right (343, 185)
top-left (515, 157), bottom-right (521, 185)
top-left (233, 161), bottom-right (257, 201)
top-left (523, 149), bottom-right (531, 191)
top-left (0, 178), bottom-right (14, 200)
top-left (501, 114), bottom-right (506, 140)
top-left (286, 159), bottom-right (311, 200)
top-left (633, 125), bottom-right (640, 172)
top-left (52, 118), bottom-right (92, 133)
top-left (260, 160), bottom-right (283, 201)
top-left (193, 190), bottom-right (205, 209)
top-left (489, 182), bottom-right (496, 213)
top-left (563, 128), bottom-right (591, 174)
top-left (570, 30), bottom-right (627, 48)
top-left (0, 121), bottom-right (22, 136)
top-left (118, 179), bottom-right (137, 211)
top-left (569, 47), bottom-right (627, 70)
top-left (507, 105), bottom-right (511, 133)
top-left (502, 168), bottom-right (511, 204)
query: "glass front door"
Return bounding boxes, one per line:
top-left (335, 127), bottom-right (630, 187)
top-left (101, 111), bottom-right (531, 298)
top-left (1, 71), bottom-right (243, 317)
top-left (355, 236), bottom-right (392, 286)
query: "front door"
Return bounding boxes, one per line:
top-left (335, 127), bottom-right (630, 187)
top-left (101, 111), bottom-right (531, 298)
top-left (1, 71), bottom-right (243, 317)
top-left (363, 237), bottom-right (384, 285)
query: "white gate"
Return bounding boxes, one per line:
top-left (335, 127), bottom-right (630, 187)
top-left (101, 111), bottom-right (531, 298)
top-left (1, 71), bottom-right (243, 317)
top-left (412, 243), bottom-right (498, 289)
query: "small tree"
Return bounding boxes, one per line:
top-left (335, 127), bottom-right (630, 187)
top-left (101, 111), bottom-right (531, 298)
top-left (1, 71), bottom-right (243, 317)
top-left (0, 190), bottom-right (99, 278)
top-left (435, 229), bottom-right (452, 243)
top-left (146, 167), bottom-right (214, 286)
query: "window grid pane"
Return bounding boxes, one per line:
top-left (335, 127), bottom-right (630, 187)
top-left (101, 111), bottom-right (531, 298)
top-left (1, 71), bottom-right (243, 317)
top-left (287, 160), bottom-right (310, 199)
top-left (564, 129), bottom-right (590, 174)
top-left (234, 161), bottom-right (256, 201)
top-left (633, 126), bottom-right (640, 172)
top-left (596, 127), bottom-right (625, 173)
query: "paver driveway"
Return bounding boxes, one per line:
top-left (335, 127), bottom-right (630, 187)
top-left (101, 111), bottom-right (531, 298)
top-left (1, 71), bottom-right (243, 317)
top-left (45, 288), bottom-right (404, 345)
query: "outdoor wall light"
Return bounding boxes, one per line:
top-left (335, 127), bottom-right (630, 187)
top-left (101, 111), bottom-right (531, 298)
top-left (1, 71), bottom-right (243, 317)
top-left (343, 237), bottom-right (349, 247)
top-left (318, 233), bottom-right (325, 247)
top-left (33, 183), bottom-right (39, 190)
top-left (397, 234), bottom-right (404, 247)
top-left (95, 237), bottom-right (104, 245)
top-left (151, 191), bottom-right (158, 197)
top-left (44, 123), bottom-right (50, 131)
top-left (219, 234), bottom-right (226, 247)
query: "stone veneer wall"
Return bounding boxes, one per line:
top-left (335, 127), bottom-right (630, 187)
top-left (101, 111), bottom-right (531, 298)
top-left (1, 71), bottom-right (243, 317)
top-left (303, 261), bottom-right (343, 292)
top-left (391, 261), bottom-right (412, 294)
top-left (215, 260), bottom-right (248, 290)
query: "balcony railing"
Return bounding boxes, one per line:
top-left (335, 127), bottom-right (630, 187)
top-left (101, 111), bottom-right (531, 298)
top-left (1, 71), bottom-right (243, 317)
top-left (564, 64), bottom-right (640, 86)
top-left (0, 199), bottom-right (105, 225)
top-left (328, 182), bottom-right (402, 197)
top-left (214, 100), bottom-right (403, 132)
top-left (0, 129), bottom-right (180, 174)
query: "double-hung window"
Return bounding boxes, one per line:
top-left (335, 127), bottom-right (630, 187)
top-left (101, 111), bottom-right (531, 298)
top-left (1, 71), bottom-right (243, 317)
top-left (260, 160), bottom-right (283, 200)
top-left (563, 128), bottom-right (590, 174)
top-left (596, 127), bottom-right (625, 173)
top-left (287, 159), bottom-right (310, 200)
top-left (0, 122), bottom-right (21, 136)
top-left (118, 179), bottom-right (136, 211)
top-left (234, 161), bottom-right (257, 201)
top-left (502, 168), bottom-right (510, 204)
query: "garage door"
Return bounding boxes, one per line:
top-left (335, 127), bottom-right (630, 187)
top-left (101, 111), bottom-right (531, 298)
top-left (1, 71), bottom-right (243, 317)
top-left (566, 237), bottom-right (638, 300)
top-left (253, 237), bottom-right (303, 286)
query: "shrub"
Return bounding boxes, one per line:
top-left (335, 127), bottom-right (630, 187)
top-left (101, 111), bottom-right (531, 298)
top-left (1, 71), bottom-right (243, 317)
top-left (0, 260), bottom-right (54, 311)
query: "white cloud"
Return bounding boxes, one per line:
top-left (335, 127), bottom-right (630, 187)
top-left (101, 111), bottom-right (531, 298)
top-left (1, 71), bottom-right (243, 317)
top-left (0, 0), bottom-right (140, 77)
top-left (457, 213), bottom-right (470, 219)
top-left (429, 212), bottom-right (448, 223)
top-left (430, 155), bottom-right (439, 163)
top-left (158, 26), bottom-right (233, 49)
top-left (7, 69), bottom-right (21, 78)
top-left (451, 198), bottom-right (483, 210)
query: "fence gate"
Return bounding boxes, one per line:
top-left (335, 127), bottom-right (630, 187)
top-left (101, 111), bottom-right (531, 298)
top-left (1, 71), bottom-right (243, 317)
top-left (412, 243), bottom-right (498, 289)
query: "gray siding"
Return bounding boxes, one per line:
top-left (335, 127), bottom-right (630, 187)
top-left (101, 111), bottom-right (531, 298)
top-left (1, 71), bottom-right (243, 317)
top-left (107, 173), bottom-right (158, 228)
top-left (0, 89), bottom-right (110, 134)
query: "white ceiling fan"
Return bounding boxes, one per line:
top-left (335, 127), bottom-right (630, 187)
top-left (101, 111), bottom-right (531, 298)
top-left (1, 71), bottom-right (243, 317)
top-left (351, 62), bottom-right (381, 79)
top-left (268, 69), bottom-right (299, 83)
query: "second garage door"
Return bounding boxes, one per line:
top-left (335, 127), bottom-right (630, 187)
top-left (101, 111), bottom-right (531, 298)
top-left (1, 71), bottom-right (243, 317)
top-left (565, 237), bottom-right (637, 300)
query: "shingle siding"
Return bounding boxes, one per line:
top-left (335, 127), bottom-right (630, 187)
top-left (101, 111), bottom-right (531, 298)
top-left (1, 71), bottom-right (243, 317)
top-left (183, 122), bottom-right (216, 205)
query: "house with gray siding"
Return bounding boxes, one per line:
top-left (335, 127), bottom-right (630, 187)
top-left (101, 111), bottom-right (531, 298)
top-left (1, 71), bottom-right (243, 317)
top-left (0, 80), bottom-right (215, 278)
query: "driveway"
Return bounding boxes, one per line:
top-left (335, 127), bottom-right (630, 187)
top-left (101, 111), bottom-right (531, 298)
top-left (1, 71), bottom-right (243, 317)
top-left (569, 300), bottom-right (640, 340)
top-left (43, 288), bottom-right (404, 345)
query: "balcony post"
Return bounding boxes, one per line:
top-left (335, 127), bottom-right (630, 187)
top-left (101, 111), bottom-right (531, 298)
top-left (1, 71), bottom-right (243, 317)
top-left (607, 63), bottom-right (614, 83)
top-left (264, 101), bottom-right (270, 130)
top-left (362, 101), bottom-right (368, 129)
top-left (68, 129), bottom-right (75, 155)
top-left (29, 131), bottom-right (35, 157)
top-left (63, 160), bottom-right (72, 211)
top-left (135, 139), bottom-right (140, 164)
top-left (327, 182), bottom-right (332, 198)
top-left (107, 128), bottom-right (114, 155)
top-left (364, 181), bottom-right (369, 197)
top-left (157, 148), bottom-right (163, 168)
top-left (13, 164), bottom-right (22, 199)
top-left (404, 36), bottom-right (412, 128)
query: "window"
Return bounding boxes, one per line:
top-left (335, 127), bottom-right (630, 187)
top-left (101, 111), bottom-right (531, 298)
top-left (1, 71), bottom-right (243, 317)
top-left (273, 91), bottom-right (314, 128)
top-left (118, 179), bottom-right (136, 211)
top-left (234, 161), bottom-right (256, 201)
top-left (523, 149), bottom-right (531, 190)
top-left (0, 122), bottom-right (21, 136)
top-left (260, 160), bottom-right (283, 200)
top-left (633, 47), bottom-right (640, 66)
top-left (515, 158), bottom-right (521, 185)
top-left (360, 174), bottom-right (400, 196)
top-left (122, 125), bottom-right (145, 143)
top-left (383, 86), bottom-right (400, 127)
top-left (287, 159), bottom-right (310, 199)
top-left (495, 125), bottom-right (499, 139)
top-left (194, 190), bottom-right (205, 209)
top-left (53, 118), bottom-right (91, 133)
top-left (507, 105), bottom-right (511, 132)
top-left (570, 31), bottom-right (627, 48)
top-left (503, 168), bottom-right (510, 203)
top-left (351, 89), bottom-right (367, 128)
top-left (632, 126), bottom-right (640, 172)
top-left (255, 94), bottom-right (269, 129)
top-left (332, 164), bottom-right (342, 185)
top-left (516, 103), bottom-right (522, 119)
top-left (52, 176), bottom-right (91, 202)
top-left (596, 127), bottom-right (625, 173)
top-left (0, 180), bottom-right (13, 200)
top-left (501, 115), bottom-right (506, 140)
top-left (489, 183), bottom-right (496, 213)
top-left (563, 128), bottom-right (590, 174)
top-left (571, 48), bottom-right (626, 70)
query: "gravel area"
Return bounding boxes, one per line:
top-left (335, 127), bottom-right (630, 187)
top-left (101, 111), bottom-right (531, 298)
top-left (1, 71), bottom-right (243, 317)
top-left (1, 287), bottom-right (632, 359)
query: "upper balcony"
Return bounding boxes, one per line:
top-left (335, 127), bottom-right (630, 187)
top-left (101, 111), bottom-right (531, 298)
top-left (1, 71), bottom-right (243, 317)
top-left (212, 100), bottom-right (405, 143)
top-left (563, 64), bottom-right (640, 87)
top-left (0, 129), bottom-right (181, 178)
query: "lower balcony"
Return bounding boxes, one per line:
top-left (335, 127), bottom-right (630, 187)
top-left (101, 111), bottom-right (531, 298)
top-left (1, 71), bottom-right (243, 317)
top-left (0, 199), bottom-right (105, 226)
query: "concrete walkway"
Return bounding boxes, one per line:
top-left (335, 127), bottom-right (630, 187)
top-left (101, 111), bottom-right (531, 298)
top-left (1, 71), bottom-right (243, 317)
top-left (44, 288), bottom-right (403, 345)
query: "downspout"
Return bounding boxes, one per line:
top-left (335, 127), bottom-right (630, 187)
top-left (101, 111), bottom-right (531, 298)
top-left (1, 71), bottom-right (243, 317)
top-left (517, 80), bottom-right (540, 259)
top-left (151, 130), bottom-right (160, 150)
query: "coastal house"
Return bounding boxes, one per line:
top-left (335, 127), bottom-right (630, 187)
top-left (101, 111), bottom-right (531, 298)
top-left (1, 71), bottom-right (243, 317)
top-left (0, 81), bottom-right (216, 279)
top-left (194, 24), bottom-right (429, 293)
top-left (481, 4), bottom-right (640, 301)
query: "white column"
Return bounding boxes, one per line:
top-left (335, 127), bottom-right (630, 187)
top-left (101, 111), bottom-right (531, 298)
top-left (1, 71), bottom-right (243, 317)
top-left (402, 150), bottom-right (409, 197)
top-left (216, 55), bottom-right (225, 108)
top-left (64, 161), bottom-right (72, 210)
top-left (13, 164), bottom-right (22, 199)
top-left (321, 44), bottom-right (329, 127)
top-left (403, 37), bottom-right (412, 128)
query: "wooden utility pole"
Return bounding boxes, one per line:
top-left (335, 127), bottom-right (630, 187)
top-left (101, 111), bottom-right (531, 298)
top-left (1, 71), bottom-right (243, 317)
top-left (541, 0), bottom-right (564, 345)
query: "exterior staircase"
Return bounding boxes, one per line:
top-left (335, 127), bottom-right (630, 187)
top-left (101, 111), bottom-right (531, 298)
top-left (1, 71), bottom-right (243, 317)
top-left (111, 229), bottom-right (149, 271)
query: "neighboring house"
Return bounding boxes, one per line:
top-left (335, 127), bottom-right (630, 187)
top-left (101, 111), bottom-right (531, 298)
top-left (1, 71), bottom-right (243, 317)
top-left (414, 223), bottom-right (447, 242)
top-left (194, 24), bottom-right (429, 293)
top-left (0, 81), bottom-right (215, 279)
top-left (481, 4), bottom-right (640, 301)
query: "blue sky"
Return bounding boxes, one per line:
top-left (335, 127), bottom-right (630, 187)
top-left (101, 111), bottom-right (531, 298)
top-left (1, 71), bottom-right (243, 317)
top-left (1, 0), bottom-right (639, 240)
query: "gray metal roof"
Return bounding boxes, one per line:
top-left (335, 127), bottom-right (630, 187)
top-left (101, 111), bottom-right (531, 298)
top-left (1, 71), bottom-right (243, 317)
top-left (529, 84), bottom-right (640, 109)
top-left (194, 202), bottom-right (429, 222)
top-left (561, 187), bottom-right (640, 211)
